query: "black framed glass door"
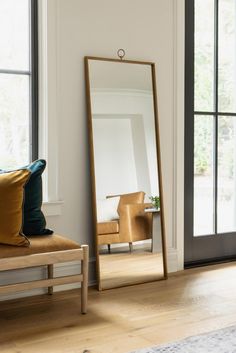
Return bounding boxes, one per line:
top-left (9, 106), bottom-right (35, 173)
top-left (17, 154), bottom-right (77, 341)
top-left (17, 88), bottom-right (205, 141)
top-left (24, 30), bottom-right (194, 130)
top-left (185, 0), bottom-right (236, 265)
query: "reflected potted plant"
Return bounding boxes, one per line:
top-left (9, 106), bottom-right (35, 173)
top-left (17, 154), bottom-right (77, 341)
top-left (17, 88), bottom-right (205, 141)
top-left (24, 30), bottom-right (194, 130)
top-left (149, 196), bottom-right (160, 210)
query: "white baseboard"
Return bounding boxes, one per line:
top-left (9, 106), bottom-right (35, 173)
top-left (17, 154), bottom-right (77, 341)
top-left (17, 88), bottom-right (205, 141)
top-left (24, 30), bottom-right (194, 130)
top-left (167, 247), bottom-right (179, 273)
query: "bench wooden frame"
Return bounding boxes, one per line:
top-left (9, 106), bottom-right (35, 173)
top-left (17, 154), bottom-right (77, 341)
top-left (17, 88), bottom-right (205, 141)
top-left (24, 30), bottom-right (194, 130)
top-left (0, 244), bottom-right (89, 314)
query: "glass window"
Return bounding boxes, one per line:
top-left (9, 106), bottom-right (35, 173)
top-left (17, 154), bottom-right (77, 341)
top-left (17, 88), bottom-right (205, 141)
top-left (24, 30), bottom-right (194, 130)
top-left (0, 0), bottom-right (38, 169)
top-left (193, 0), bottom-right (236, 236)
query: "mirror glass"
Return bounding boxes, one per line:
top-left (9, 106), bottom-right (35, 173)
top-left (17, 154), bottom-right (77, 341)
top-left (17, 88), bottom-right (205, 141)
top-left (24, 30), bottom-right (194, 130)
top-left (86, 58), bottom-right (167, 290)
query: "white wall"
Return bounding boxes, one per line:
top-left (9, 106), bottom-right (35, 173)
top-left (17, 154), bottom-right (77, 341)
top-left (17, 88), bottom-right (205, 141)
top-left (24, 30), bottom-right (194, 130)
top-left (93, 116), bottom-right (138, 199)
top-left (91, 90), bottom-right (158, 199)
top-left (47, 0), bottom-right (185, 271)
top-left (1, 0), bottom-right (185, 299)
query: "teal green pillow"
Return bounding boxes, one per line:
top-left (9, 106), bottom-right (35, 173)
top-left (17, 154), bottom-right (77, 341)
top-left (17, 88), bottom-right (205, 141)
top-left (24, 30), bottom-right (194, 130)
top-left (23, 159), bottom-right (53, 236)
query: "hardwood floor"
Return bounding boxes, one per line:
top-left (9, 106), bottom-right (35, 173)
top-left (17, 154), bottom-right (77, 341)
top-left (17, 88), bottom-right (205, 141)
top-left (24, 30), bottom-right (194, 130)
top-left (1, 262), bottom-right (236, 353)
top-left (100, 248), bottom-right (164, 289)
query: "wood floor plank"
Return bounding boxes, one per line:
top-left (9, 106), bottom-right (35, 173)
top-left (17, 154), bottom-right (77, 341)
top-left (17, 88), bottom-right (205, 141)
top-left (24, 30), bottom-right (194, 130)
top-left (100, 249), bottom-right (164, 289)
top-left (1, 262), bottom-right (236, 352)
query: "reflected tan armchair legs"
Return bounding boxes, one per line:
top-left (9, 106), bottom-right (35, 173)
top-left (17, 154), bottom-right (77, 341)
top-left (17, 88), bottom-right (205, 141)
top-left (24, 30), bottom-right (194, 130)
top-left (106, 242), bottom-right (134, 254)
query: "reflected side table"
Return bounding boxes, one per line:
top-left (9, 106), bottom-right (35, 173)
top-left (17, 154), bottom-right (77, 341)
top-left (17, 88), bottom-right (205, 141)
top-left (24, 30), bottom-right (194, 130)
top-left (144, 208), bottom-right (161, 253)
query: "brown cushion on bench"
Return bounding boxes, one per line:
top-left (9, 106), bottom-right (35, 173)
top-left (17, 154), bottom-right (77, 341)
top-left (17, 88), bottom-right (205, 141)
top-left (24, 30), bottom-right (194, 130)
top-left (0, 234), bottom-right (80, 259)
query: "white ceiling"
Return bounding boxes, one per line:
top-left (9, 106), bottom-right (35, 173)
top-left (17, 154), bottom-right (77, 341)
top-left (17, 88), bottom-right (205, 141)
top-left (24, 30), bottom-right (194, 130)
top-left (88, 59), bottom-right (153, 92)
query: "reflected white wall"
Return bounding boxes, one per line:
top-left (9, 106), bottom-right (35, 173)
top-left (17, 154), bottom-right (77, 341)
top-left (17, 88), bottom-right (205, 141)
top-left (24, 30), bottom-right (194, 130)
top-left (91, 90), bottom-right (159, 201)
top-left (93, 117), bottom-right (138, 199)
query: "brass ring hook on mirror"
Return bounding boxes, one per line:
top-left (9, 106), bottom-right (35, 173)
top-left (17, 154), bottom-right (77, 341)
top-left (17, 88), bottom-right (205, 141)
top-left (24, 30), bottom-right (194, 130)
top-left (117, 48), bottom-right (126, 60)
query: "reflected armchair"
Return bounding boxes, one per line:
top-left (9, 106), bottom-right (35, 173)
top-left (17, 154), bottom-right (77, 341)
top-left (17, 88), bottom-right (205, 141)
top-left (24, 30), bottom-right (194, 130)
top-left (97, 191), bottom-right (152, 252)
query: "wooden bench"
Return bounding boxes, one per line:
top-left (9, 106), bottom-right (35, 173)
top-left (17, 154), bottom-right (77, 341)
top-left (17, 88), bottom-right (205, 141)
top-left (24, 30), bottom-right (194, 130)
top-left (0, 234), bottom-right (89, 314)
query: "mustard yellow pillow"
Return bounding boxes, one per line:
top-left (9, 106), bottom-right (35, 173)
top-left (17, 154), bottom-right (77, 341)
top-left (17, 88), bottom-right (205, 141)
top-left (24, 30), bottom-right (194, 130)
top-left (0, 169), bottom-right (31, 246)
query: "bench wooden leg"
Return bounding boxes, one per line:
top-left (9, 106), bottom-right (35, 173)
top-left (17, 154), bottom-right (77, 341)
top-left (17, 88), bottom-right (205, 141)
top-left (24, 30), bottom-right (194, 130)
top-left (81, 245), bottom-right (89, 314)
top-left (47, 264), bottom-right (53, 295)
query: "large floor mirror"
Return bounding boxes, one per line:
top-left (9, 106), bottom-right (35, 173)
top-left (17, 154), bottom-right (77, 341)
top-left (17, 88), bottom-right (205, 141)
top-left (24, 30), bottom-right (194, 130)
top-left (85, 56), bottom-right (167, 290)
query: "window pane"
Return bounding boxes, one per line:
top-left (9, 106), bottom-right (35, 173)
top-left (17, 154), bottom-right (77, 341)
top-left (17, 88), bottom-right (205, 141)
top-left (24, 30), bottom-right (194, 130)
top-left (218, 0), bottom-right (236, 113)
top-left (0, 0), bottom-right (30, 71)
top-left (0, 74), bottom-right (30, 169)
top-left (194, 0), bottom-right (215, 112)
top-left (194, 115), bottom-right (214, 236)
top-left (218, 116), bottom-right (236, 232)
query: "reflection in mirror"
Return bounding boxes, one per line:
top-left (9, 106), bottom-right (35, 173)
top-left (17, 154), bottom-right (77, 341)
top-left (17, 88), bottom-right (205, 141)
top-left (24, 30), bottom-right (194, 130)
top-left (85, 57), bottom-right (167, 290)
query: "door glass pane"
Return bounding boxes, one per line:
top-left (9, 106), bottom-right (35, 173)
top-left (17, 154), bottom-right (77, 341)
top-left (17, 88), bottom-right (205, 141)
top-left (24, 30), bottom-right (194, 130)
top-left (194, 0), bottom-right (215, 112)
top-left (0, 74), bottom-right (30, 169)
top-left (194, 115), bottom-right (214, 236)
top-left (218, 0), bottom-right (236, 113)
top-left (0, 0), bottom-right (30, 71)
top-left (218, 116), bottom-right (236, 232)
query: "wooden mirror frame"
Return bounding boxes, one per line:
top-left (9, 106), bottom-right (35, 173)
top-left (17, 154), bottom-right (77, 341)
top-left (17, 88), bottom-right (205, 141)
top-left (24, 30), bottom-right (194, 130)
top-left (84, 56), bottom-right (168, 290)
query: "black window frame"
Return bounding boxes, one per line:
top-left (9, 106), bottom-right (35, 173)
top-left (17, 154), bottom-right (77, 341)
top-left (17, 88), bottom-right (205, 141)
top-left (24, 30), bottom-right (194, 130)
top-left (0, 0), bottom-right (38, 162)
top-left (30, 0), bottom-right (39, 160)
top-left (185, 0), bottom-right (236, 265)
